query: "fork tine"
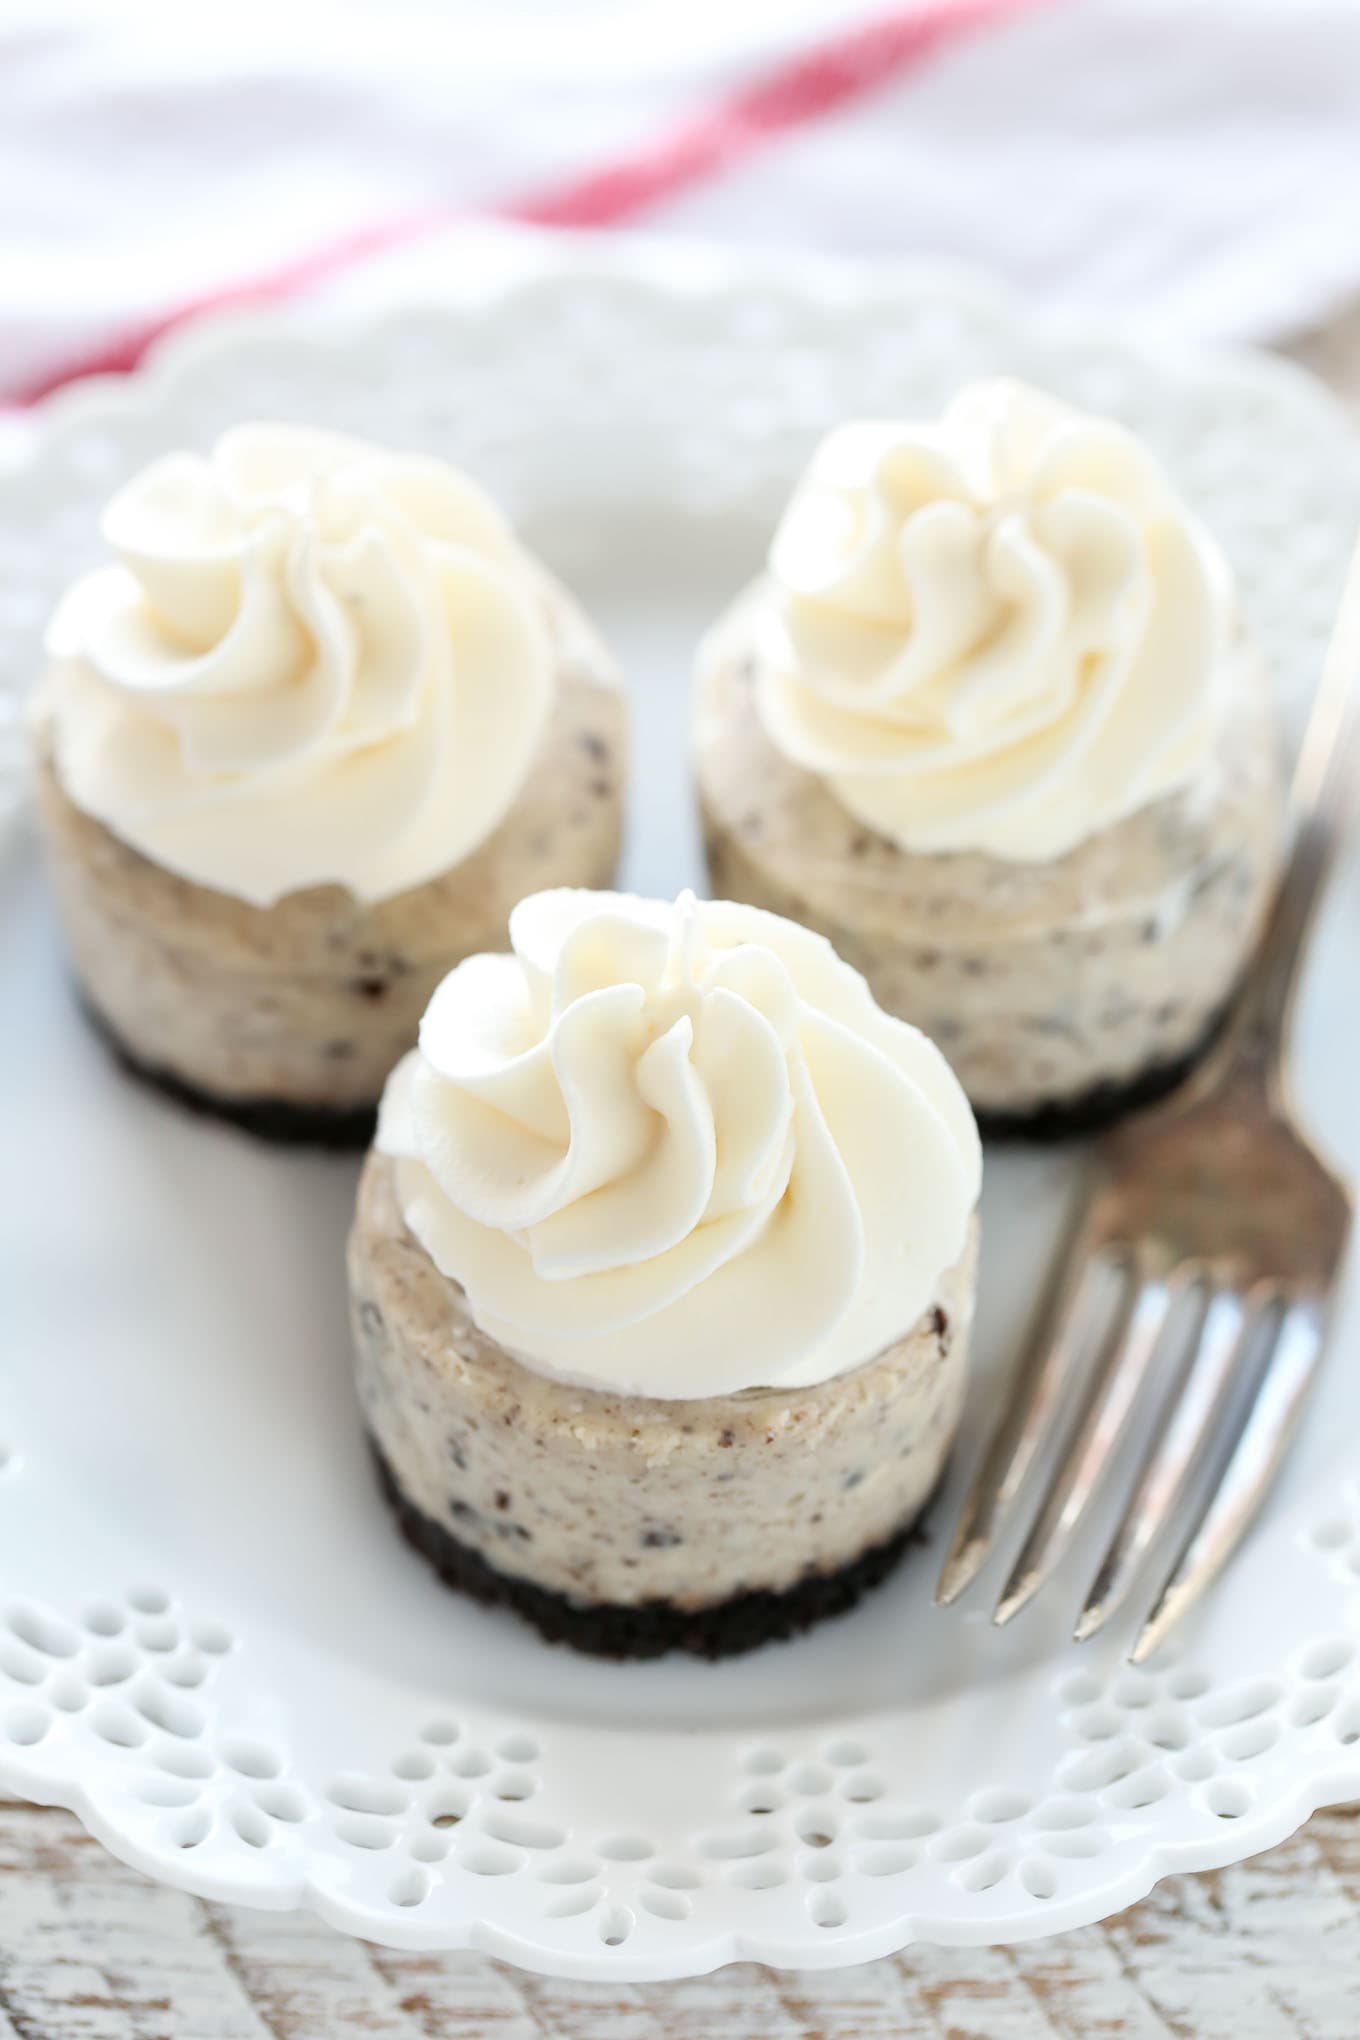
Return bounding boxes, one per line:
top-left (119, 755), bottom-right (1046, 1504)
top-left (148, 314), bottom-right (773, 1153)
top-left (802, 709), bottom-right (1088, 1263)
top-left (1129, 1293), bottom-right (1329, 1665)
top-left (992, 1258), bottom-right (1179, 1630)
top-left (1074, 1284), bottom-right (1244, 1644)
top-left (935, 1242), bottom-right (1118, 1608)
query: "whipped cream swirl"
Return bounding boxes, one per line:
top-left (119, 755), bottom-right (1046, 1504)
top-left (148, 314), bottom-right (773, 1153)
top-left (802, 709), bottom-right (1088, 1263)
top-left (757, 379), bottom-right (1235, 862)
top-left (41, 425), bottom-right (554, 905)
top-left (378, 889), bottom-right (980, 1399)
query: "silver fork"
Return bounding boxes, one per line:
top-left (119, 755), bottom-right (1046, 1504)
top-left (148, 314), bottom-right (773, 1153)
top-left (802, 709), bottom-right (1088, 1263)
top-left (936, 540), bottom-right (1360, 1663)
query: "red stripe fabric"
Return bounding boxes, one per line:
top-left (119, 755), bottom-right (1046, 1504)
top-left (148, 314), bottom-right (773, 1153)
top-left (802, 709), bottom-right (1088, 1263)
top-left (11, 0), bottom-right (1047, 406)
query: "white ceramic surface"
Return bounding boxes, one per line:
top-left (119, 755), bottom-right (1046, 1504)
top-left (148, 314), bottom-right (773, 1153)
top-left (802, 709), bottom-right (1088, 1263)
top-left (4, 235), bottom-right (1360, 1981)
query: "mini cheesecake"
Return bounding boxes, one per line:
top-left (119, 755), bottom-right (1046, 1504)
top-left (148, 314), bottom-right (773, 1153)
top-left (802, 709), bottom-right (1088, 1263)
top-left (31, 426), bottom-right (626, 1143)
top-left (348, 889), bottom-right (981, 1658)
top-left (696, 382), bottom-right (1283, 1134)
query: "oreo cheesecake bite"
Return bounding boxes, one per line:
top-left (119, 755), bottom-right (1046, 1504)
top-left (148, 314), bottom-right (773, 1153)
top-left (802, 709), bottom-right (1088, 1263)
top-left (696, 380), bottom-right (1283, 1133)
top-left (348, 887), bottom-right (981, 1658)
top-left (30, 425), bottom-right (626, 1142)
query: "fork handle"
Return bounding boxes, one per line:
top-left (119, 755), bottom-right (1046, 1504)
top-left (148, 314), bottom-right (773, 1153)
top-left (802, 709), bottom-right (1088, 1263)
top-left (1233, 531), bottom-right (1360, 1078)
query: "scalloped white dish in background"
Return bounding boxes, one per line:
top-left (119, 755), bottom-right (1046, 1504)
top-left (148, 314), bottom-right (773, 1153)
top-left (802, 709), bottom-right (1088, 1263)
top-left (3, 234), bottom-right (1360, 1980)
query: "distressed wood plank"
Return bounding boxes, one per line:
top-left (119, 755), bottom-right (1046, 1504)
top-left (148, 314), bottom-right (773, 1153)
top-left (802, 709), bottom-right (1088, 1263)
top-left (200, 1907), bottom-right (437, 2040)
top-left (363, 1948), bottom-right (568, 2040)
top-left (0, 1804), bottom-right (271, 2040)
top-left (770, 1956), bottom-right (976, 2040)
top-left (782, 1943), bottom-right (1166, 2040)
top-left (1098, 1819), bottom-right (1360, 2040)
top-left (11, 1798), bottom-right (1360, 2036)
top-left (512, 1959), bottom-right (809, 2040)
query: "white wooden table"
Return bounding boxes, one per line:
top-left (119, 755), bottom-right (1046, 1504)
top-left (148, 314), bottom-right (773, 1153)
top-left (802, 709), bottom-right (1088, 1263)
top-left (4, 1798), bottom-right (1360, 2037)
top-left (5, 307), bottom-right (1360, 2039)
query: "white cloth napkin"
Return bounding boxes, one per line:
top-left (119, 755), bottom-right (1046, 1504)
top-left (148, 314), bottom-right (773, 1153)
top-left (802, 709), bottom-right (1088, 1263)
top-left (4, 0), bottom-right (1360, 415)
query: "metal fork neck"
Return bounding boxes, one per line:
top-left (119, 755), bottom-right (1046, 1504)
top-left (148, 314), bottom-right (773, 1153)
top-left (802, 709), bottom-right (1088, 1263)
top-left (1227, 548), bottom-right (1360, 1084)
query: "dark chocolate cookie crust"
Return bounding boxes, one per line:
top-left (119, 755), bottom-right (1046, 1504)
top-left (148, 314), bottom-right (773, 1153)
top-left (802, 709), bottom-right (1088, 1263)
top-left (975, 1007), bottom-right (1228, 1144)
top-left (371, 1437), bottom-right (937, 1661)
top-left (82, 994), bottom-right (377, 1149)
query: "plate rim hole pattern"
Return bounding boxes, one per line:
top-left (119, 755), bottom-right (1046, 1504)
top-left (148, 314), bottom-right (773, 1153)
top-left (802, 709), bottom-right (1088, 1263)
top-left (646, 1861), bottom-right (701, 1892)
top-left (224, 1740), bottom-right (282, 1782)
top-left (596, 1834), bottom-right (654, 1862)
top-left (930, 1824), bottom-right (990, 1864)
top-left (159, 1650), bottom-right (208, 1691)
top-left (449, 1746), bottom-right (492, 1779)
top-left (788, 1761), bottom-right (833, 1796)
top-left (229, 1798), bottom-right (273, 1850)
top-left (1218, 1718), bottom-right (1280, 1763)
top-left (640, 1887), bottom-right (691, 1921)
top-left (822, 1738), bottom-right (870, 1767)
top-left (126, 1585), bottom-right (170, 1618)
top-left (957, 1849), bottom-right (1011, 1894)
top-left (1334, 1702), bottom-right (1360, 1747)
top-left (4, 1701), bottom-right (50, 1747)
top-left (392, 1750), bottom-right (435, 1781)
top-left (794, 1809), bottom-right (838, 1850)
top-left (547, 1886), bottom-right (599, 1919)
top-left (728, 1858), bottom-right (785, 1890)
top-left (808, 1889), bottom-right (848, 1929)
top-left (410, 1833), bottom-right (450, 1864)
top-left (327, 1772), bottom-right (405, 1816)
top-left (133, 1683), bottom-right (203, 1742)
top-left (483, 1810), bottom-right (565, 1853)
top-left (458, 1839), bottom-right (522, 1878)
top-left (333, 1812), bottom-right (395, 1851)
top-left (1290, 1683), bottom-right (1339, 1729)
top-left (90, 1701), bottom-right (144, 1749)
top-left (139, 1776), bottom-right (198, 1808)
top-left (699, 1827), bottom-right (776, 1862)
top-left (840, 1771), bottom-right (885, 1805)
top-left (254, 1782), bottom-right (308, 1824)
top-left (970, 1789), bottom-right (1032, 1825)
top-left (597, 1904), bottom-right (634, 1947)
top-left (135, 1617), bottom-right (179, 1654)
top-left (1204, 1778), bottom-right (1252, 1820)
top-left (854, 1807), bottom-right (939, 1843)
top-left (83, 1604), bottom-right (125, 1638)
top-left (855, 1843), bottom-right (917, 1877)
top-left (1019, 1858), bottom-right (1057, 1900)
top-left (172, 1805), bottom-right (211, 1849)
top-left (1103, 1763), bottom-right (1172, 1812)
top-left (154, 1739), bottom-right (214, 1780)
top-left (420, 1717), bottom-right (460, 1747)
top-left (537, 1854), bottom-right (601, 1886)
top-left (1196, 1679), bottom-right (1282, 1731)
top-left (6, 1605), bottom-right (79, 1661)
top-left (1299, 1637), bottom-right (1353, 1681)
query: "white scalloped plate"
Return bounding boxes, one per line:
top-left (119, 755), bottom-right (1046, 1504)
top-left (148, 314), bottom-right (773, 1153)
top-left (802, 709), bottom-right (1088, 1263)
top-left (4, 232), bottom-right (1360, 1980)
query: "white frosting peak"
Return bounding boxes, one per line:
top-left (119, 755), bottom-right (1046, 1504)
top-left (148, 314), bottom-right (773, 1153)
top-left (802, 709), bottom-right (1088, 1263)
top-left (378, 889), bottom-right (980, 1399)
top-left (757, 380), bottom-right (1235, 862)
top-left (41, 425), bottom-right (554, 905)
